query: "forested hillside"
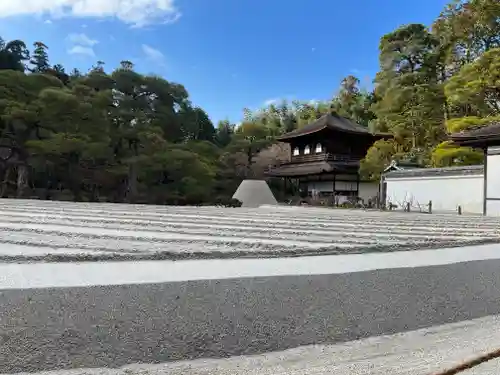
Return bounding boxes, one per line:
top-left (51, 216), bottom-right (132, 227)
top-left (0, 0), bottom-right (498, 204)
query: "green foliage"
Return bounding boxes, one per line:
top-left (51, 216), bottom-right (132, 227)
top-left (214, 120), bottom-right (234, 147)
top-left (0, 38), bottom-right (29, 71)
top-left (445, 48), bottom-right (500, 115)
top-left (30, 42), bottom-right (50, 73)
top-left (431, 141), bottom-right (484, 167)
top-left (330, 75), bottom-right (377, 127)
top-left (360, 139), bottom-right (401, 181)
top-left (372, 23), bottom-right (445, 151)
top-left (361, 0), bottom-right (500, 179)
top-left (0, 37), bottom-right (227, 203)
top-left (445, 116), bottom-right (500, 133)
top-left (434, 0), bottom-right (500, 65)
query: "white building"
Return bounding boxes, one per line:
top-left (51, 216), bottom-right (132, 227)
top-left (384, 121), bottom-right (500, 216)
top-left (266, 113), bottom-right (390, 204)
top-left (450, 123), bottom-right (500, 216)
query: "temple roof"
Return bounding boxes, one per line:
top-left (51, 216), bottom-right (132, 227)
top-left (384, 165), bottom-right (483, 179)
top-left (383, 160), bottom-right (423, 173)
top-left (276, 113), bottom-right (389, 141)
top-left (265, 161), bottom-right (359, 177)
top-left (449, 122), bottom-right (500, 147)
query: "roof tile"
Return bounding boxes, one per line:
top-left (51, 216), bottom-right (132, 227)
top-left (449, 122), bottom-right (500, 146)
top-left (277, 113), bottom-right (388, 141)
top-left (266, 161), bottom-right (358, 177)
top-left (384, 165), bottom-right (483, 178)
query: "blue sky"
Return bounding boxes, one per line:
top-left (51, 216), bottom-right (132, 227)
top-left (0, 0), bottom-right (450, 124)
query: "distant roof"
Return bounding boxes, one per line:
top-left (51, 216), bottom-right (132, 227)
top-left (266, 161), bottom-right (358, 177)
top-left (449, 122), bottom-right (500, 147)
top-left (276, 113), bottom-right (390, 141)
top-left (383, 160), bottom-right (423, 173)
top-left (384, 165), bottom-right (483, 179)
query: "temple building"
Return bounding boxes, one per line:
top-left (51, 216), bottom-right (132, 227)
top-left (450, 122), bottom-right (500, 216)
top-left (266, 112), bottom-right (390, 203)
top-left (381, 121), bottom-right (500, 216)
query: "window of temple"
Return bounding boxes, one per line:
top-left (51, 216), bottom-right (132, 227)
top-left (315, 143), bottom-right (322, 153)
top-left (304, 145), bottom-right (311, 155)
top-left (293, 147), bottom-right (300, 156)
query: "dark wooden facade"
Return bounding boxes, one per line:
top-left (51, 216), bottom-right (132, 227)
top-left (266, 113), bottom-right (390, 200)
top-left (287, 129), bottom-right (375, 164)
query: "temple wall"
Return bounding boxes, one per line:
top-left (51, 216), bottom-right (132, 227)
top-left (486, 147), bottom-right (500, 216)
top-left (385, 174), bottom-right (483, 214)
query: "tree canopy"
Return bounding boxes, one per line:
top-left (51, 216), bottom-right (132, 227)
top-left (0, 0), bottom-right (498, 203)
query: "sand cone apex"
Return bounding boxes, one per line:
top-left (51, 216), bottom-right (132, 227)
top-left (232, 179), bottom-right (278, 208)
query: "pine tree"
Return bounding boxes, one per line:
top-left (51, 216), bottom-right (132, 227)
top-left (30, 42), bottom-right (50, 73)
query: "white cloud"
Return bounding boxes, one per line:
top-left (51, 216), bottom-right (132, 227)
top-left (68, 45), bottom-right (95, 57)
top-left (264, 98), bottom-right (279, 106)
top-left (142, 44), bottom-right (165, 64)
top-left (66, 33), bottom-right (98, 58)
top-left (0, 0), bottom-right (181, 27)
top-left (44, 19), bottom-right (52, 24)
top-left (67, 33), bottom-right (98, 46)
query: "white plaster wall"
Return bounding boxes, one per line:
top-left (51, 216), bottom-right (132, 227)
top-left (385, 175), bottom-right (483, 214)
top-left (335, 181), bottom-right (357, 191)
top-left (487, 154), bottom-right (500, 200)
top-left (307, 181), bottom-right (334, 192)
top-left (486, 153), bottom-right (500, 216)
top-left (358, 182), bottom-right (379, 202)
top-left (486, 200), bottom-right (500, 216)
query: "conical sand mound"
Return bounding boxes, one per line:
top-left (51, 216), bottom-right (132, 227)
top-left (232, 179), bottom-right (278, 208)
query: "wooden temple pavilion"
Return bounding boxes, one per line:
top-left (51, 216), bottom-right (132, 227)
top-left (450, 122), bottom-right (500, 216)
top-left (266, 112), bottom-right (390, 203)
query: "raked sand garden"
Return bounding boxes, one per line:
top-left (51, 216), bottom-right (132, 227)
top-left (0, 198), bottom-right (499, 263)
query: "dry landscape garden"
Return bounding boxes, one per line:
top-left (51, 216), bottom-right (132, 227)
top-left (1, 198), bottom-right (500, 262)
top-left (2, 2), bottom-right (500, 375)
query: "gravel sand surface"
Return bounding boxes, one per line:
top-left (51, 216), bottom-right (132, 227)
top-left (3, 314), bottom-right (500, 375)
top-left (3, 243), bottom-right (500, 289)
top-left (2, 199), bottom-right (500, 374)
top-left (1, 199), bottom-right (500, 262)
top-left (3, 258), bottom-right (500, 373)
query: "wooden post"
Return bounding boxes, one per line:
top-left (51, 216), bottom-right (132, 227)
top-left (356, 173), bottom-right (360, 198)
top-left (483, 147), bottom-right (487, 216)
top-left (333, 173), bottom-right (337, 207)
top-left (458, 205), bottom-right (462, 215)
top-left (428, 200), bottom-right (432, 214)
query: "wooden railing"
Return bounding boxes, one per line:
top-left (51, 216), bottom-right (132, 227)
top-left (290, 153), bottom-right (363, 164)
